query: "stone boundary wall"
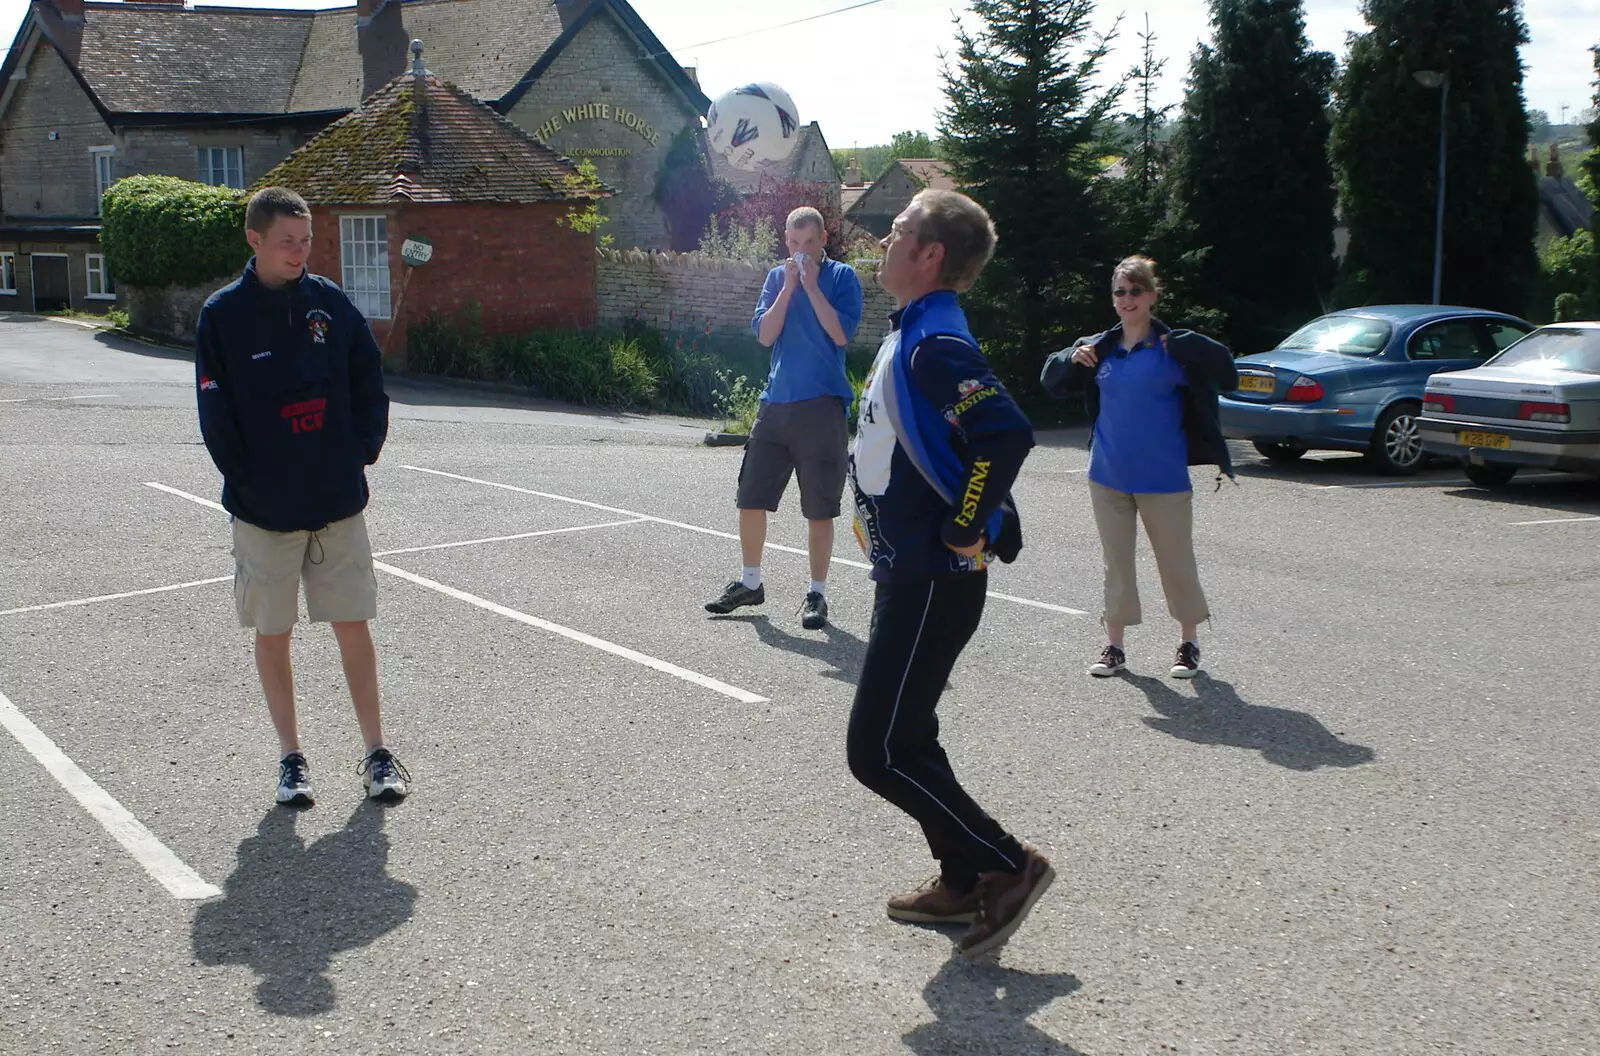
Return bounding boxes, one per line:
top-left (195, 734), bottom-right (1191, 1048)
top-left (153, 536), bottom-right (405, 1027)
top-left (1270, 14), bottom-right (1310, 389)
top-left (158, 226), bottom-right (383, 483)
top-left (122, 278), bottom-right (229, 345)
top-left (595, 247), bottom-right (894, 348)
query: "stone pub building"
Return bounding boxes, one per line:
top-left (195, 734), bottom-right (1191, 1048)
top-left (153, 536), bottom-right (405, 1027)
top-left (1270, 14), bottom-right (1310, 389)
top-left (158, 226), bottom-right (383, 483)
top-left (0, 0), bottom-right (711, 316)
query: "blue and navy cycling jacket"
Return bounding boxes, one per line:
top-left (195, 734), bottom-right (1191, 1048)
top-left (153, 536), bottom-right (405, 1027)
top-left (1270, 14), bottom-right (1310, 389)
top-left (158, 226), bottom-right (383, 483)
top-left (848, 290), bottom-right (1034, 582)
top-left (195, 259), bottom-right (390, 533)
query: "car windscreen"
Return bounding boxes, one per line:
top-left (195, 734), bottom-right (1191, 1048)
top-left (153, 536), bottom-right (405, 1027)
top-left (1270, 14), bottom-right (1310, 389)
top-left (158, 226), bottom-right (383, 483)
top-left (1489, 328), bottom-right (1600, 374)
top-left (1277, 316), bottom-right (1391, 357)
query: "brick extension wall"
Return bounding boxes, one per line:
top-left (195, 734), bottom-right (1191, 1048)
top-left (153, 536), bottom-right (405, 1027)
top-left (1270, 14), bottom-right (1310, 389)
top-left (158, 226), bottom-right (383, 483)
top-left (308, 200), bottom-right (599, 364)
top-left (595, 248), bottom-right (896, 348)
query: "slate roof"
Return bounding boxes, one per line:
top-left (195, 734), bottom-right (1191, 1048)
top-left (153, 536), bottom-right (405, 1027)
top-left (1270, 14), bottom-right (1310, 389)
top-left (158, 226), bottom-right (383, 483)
top-left (1540, 175), bottom-right (1595, 238)
top-left (75, 4), bottom-right (314, 114)
top-left (897, 158), bottom-right (955, 191)
top-left (259, 69), bottom-right (613, 205)
top-left (289, 0), bottom-right (567, 114)
top-left (2, 0), bottom-right (705, 118)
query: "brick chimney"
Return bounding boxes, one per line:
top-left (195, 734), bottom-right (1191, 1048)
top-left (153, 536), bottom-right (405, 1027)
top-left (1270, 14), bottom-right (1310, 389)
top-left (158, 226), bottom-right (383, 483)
top-left (554, 0), bottom-right (591, 30)
top-left (48, 0), bottom-right (85, 24)
top-left (844, 158), bottom-right (863, 186)
top-left (1546, 143), bottom-right (1565, 181)
top-left (357, 0), bottom-right (396, 26)
top-left (357, 0), bottom-right (406, 100)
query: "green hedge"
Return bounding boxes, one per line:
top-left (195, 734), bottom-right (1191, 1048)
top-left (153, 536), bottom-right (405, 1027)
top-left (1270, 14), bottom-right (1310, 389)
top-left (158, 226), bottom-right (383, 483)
top-left (407, 309), bottom-right (876, 427)
top-left (100, 176), bottom-right (250, 288)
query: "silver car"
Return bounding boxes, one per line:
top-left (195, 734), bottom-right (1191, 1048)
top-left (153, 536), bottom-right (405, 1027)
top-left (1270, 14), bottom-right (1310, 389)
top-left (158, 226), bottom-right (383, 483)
top-left (1418, 322), bottom-right (1600, 487)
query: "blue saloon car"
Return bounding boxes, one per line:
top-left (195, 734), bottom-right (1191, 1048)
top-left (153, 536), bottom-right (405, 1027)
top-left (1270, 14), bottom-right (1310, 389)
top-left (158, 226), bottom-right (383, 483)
top-left (1219, 306), bottom-right (1534, 474)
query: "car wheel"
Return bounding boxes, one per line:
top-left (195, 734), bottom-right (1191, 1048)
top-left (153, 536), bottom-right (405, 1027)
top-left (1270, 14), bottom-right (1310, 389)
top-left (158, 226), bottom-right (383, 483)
top-left (1463, 462), bottom-right (1518, 489)
top-left (1253, 440), bottom-right (1308, 463)
top-left (1367, 401), bottom-right (1425, 475)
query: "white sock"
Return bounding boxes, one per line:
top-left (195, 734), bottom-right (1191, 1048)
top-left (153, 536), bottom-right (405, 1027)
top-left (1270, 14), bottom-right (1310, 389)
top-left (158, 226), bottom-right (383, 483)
top-left (809, 579), bottom-right (826, 597)
top-left (741, 567), bottom-right (762, 590)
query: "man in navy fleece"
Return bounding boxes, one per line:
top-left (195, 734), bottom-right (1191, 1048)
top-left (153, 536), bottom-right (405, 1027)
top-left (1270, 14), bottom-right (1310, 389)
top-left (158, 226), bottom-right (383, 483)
top-left (195, 187), bottom-right (408, 808)
top-left (846, 188), bottom-right (1054, 960)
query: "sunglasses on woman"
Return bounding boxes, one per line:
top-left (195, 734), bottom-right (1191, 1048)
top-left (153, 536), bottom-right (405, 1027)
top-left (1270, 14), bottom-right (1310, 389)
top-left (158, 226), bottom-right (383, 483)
top-left (1113, 286), bottom-right (1146, 298)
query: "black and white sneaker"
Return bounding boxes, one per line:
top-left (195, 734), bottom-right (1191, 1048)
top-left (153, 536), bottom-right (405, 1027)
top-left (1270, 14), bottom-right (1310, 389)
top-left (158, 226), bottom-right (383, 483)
top-left (705, 580), bottom-right (764, 614)
top-left (800, 591), bottom-right (828, 630)
top-left (1088, 644), bottom-right (1127, 678)
top-left (359, 747), bottom-right (410, 801)
top-left (1171, 641), bottom-right (1201, 679)
top-left (276, 751), bottom-right (314, 806)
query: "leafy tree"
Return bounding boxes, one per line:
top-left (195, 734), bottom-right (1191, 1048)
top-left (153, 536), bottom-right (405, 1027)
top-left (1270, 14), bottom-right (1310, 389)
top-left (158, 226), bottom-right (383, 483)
top-left (1330, 0), bottom-right (1538, 316)
top-left (890, 130), bottom-right (938, 158)
top-left (1166, 0), bottom-right (1336, 353)
top-left (831, 145), bottom-right (895, 183)
top-left (938, 0), bottom-right (1121, 396)
top-left (702, 177), bottom-right (847, 262)
top-left (1527, 108), bottom-right (1552, 142)
top-left (654, 129), bottom-right (738, 253)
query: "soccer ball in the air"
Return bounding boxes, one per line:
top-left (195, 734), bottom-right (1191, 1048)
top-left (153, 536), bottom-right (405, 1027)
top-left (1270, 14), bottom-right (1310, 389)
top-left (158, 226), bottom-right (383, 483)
top-left (706, 83), bottom-right (800, 171)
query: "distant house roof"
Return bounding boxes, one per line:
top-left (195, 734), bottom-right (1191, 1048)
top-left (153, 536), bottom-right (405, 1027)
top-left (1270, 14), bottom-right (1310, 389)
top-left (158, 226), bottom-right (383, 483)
top-left (0, 0), bottom-right (708, 122)
top-left (1540, 175), bottom-right (1595, 238)
top-left (259, 65), bottom-right (611, 206)
top-left (840, 184), bottom-right (870, 212)
top-left (897, 158), bottom-right (955, 191)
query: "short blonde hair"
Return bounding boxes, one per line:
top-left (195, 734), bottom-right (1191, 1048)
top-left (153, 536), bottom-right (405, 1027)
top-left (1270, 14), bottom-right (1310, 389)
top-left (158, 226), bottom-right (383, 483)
top-left (908, 188), bottom-right (996, 292)
top-left (786, 206), bottom-right (825, 234)
top-left (1112, 255), bottom-right (1161, 298)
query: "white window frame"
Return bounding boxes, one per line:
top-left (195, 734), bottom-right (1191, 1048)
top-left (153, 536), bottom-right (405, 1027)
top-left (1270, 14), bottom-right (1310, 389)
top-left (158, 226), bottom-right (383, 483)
top-left (0, 252), bottom-right (16, 295)
top-left (196, 146), bottom-right (244, 189)
top-left (90, 146), bottom-right (116, 214)
top-left (339, 215), bottom-right (391, 320)
top-left (85, 254), bottom-right (116, 300)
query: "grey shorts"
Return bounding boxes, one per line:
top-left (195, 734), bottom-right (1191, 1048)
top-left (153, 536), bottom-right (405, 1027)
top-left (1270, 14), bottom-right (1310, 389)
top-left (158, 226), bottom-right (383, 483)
top-left (736, 395), bottom-right (849, 520)
top-left (232, 512), bottom-right (378, 635)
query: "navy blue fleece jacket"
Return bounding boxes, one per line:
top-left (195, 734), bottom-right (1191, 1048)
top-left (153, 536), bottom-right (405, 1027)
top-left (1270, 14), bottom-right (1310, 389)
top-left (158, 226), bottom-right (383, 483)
top-left (195, 260), bottom-right (389, 532)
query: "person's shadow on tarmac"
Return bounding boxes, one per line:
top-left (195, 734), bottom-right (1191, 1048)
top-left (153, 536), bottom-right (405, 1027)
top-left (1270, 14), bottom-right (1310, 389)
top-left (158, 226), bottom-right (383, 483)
top-left (192, 801), bottom-right (418, 1016)
top-left (727, 613), bottom-right (869, 685)
top-left (903, 958), bottom-right (1086, 1055)
top-left (1126, 673), bottom-right (1376, 771)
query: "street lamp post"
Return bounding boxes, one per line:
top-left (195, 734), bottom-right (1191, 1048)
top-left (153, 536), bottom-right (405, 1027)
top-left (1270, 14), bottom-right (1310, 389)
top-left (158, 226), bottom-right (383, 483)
top-left (1414, 70), bottom-right (1449, 306)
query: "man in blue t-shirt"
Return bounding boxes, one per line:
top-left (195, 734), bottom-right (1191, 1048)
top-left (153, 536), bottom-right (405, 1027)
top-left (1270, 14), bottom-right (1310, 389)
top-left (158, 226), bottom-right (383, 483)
top-left (705, 207), bottom-right (864, 630)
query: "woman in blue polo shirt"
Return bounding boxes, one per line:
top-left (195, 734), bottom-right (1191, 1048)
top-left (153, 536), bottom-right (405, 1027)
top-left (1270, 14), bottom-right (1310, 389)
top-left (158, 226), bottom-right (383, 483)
top-left (1041, 256), bottom-right (1238, 679)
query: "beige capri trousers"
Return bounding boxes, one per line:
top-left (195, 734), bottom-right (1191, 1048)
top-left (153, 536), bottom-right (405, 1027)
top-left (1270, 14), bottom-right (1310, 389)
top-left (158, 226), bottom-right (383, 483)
top-left (1088, 481), bottom-right (1209, 627)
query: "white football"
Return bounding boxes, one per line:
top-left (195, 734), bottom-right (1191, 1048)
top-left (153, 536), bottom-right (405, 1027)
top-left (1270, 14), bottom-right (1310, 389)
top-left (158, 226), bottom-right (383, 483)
top-left (706, 82), bottom-right (801, 172)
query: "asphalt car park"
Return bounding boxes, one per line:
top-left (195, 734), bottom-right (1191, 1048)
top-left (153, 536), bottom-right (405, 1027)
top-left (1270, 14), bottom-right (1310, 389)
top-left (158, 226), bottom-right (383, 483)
top-left (2, 315), bottom-right (1597, 1056)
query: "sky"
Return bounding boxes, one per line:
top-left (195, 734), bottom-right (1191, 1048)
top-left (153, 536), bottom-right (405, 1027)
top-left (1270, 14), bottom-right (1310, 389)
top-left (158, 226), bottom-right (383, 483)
top-left (2, 0), bottom-right (1598, 148)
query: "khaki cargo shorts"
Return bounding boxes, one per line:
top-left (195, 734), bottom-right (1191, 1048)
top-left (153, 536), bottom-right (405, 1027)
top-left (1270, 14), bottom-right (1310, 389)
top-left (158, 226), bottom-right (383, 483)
top-left (231, 513), bottom-right (378, 636)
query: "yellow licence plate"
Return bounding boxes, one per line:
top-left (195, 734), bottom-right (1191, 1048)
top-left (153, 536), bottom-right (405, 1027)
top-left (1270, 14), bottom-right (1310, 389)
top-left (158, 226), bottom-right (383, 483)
top-left (1458, 430), bottom-right (1511, 450)
top-left (1238, 375), bottom-right (1274, 393)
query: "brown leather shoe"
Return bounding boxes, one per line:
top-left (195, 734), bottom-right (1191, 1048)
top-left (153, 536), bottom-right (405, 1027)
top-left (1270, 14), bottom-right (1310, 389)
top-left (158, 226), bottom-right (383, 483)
top-left (958, 845), bottom-right (1055, 958)
top-left (886, 876), bottom-right (981, 924)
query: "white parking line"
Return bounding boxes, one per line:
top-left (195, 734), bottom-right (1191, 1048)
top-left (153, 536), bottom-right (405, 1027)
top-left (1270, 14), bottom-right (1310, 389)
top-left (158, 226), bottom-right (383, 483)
top-left (0, 687), bottom-right (220, 900)
top-left (400, 465), bottom-right (1090, 617)
top-left (0, 576), bottom-right (233, 618)
top-left (374, 562), bottom-right (767, 704)
top-left (146, 483), bottom-right (768, 705)
top-left (0, 508), bottom-right (648, 619)
top-left (145, 481), bottom-right (225, 511)
top-left (373, 518), bottom-right (648, 557)
top-left (0, 393), bottom-right (116, 404)
top-left (1316, 478), bottom-right (1471, 490)
top-left (1509, 515), bottom-right (1600, 526)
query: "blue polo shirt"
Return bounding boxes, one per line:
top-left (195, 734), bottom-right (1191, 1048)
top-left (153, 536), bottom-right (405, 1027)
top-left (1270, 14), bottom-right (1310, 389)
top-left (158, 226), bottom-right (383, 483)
top-left (1087, 332), bottom-right (1192, 494)
top-left (751, 254), bottom-right (864, 406)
